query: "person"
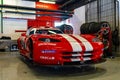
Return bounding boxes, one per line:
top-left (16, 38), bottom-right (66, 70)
top-left (112, 27), bottom-right (119, 51)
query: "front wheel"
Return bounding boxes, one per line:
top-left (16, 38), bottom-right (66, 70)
top-left (28, 39), bottom-right (33, 60)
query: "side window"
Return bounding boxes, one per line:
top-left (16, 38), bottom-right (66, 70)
top-left (26, 28), bottom-right (36, 36)
top-left (29, 30), bottom-right (34, 35)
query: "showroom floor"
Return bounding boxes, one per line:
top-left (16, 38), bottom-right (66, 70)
top-left (0, 48), bottom-right (120, 80)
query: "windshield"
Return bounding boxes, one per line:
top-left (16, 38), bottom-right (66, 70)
top-left (36, 29), bottom-right (63, 34)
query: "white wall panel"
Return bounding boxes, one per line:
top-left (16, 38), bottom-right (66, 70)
top-left (70, 6), bottom-right (85, 34)
top-left (118, 0), bottom-right (120, 36)
top-left (4, 0), bottom-right (17, 5)
top-left (0, 0), bottom-right (2, 33)
top-left (3, 18), bottom-right (27, 34)
top-left (3, 0), bottom-right (36, 19)
top-left (17, 0), bottom-right (35, 7)
top-left (0, 16), bottom-right (1, 33)
top-left (4, 0), bottom-right (35, 7)
top-left (3, 13), bottom-right (36, 19)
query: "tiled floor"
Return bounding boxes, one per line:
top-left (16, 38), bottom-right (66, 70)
top-left (0, 51), bottom-right (120, 80)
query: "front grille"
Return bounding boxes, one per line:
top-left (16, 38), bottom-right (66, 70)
top-left (62, 52), bottom-right (80, 55)
top-left (84, 51), bottom-right (93, 57)
top-left (62, 51), bottom-right (93, 61)
top-left (62, 56), bottom-right (78, 59)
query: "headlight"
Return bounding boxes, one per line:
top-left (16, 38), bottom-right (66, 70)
top-left (39, 38), bottom-right (61, 42)
top-left (92, 38), bottom-right (101, 42)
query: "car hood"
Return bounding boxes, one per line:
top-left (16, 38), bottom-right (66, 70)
top-left (34, 34), bottom-right (93, 42)
top-left (59, 34), bottom-right (94, 51)
top-left (59, 34), bottom-right (93, 42)
top-left (33, 34), bottom-right (103, 52)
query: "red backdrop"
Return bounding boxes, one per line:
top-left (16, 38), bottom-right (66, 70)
top-left (28, 2), bottom-right (61, 28)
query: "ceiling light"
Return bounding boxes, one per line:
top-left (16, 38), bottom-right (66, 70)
top-left (39, 0), bottom-right (55, 4)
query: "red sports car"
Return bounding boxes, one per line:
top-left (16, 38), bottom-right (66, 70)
top-left (17, 27), bottom-right (104, 66)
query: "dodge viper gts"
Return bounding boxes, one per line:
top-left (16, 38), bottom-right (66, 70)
top-left (17, 27), bottom-right (104, 66)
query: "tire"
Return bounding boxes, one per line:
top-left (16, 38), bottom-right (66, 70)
top-left (99, 21), bottom-right (110, 28)
top-left (99, 21), bottom-right (110, 38)
top-left (80, 23), bottom-right (86, 34)
top-left (99, 22), bottom-right (111, 54)
top-left (28, 39), bottom-right (33, 60)
top-left (64, 25), bottom-right (73, 34)
top-left (59, 24), bottom-right (73, 34)
top-left (84, 23), bottom-right (90, 34)
top-left (80, 23), bottom-right (90, 34)
top-left (89, 22), bottom-right (100, 34)
top-left (57, 24), bottom-right (65, 32)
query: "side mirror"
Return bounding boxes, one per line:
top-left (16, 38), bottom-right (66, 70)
top-left (21, 33), bottom-right (26, 36)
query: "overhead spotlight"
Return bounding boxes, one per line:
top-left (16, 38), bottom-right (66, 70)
top-left (39, 0), bottom-right (55, 4)
top-left (22, 0), bottom-right (39, 2)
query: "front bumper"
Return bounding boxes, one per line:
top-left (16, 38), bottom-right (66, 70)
top-left (36, 58), bottom-right (106, 67)
top-left (62, 58), bottom-right (106, 66)
top-left (34, 43), bottom-right (104, 66)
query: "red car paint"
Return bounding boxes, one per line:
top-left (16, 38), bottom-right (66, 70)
top-left (17, 27), bottom-right (104, 66)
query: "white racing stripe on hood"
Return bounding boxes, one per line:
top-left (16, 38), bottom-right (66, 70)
top-left (73, 35), bottom-right (93, 51)
top-left (60, 34), bottom-right (82, 52)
